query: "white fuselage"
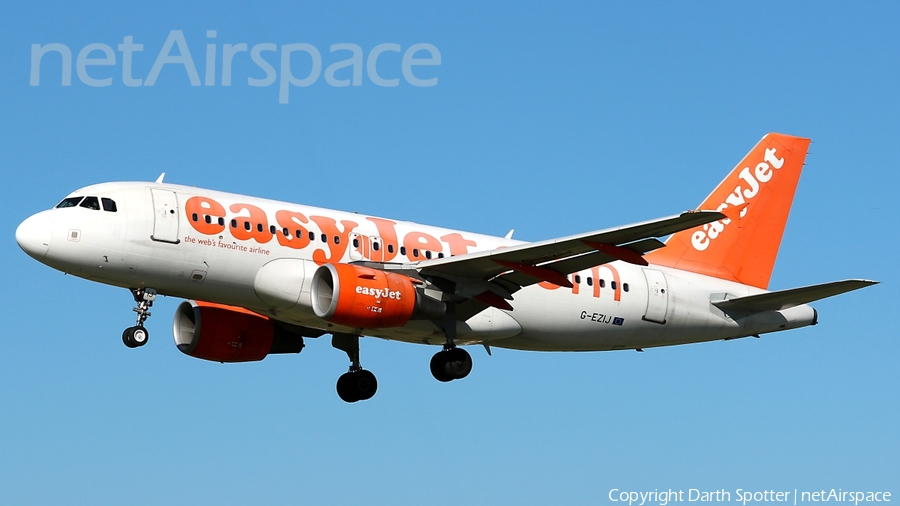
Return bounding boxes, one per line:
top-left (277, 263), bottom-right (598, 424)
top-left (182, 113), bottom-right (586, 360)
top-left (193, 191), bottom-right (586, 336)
top-left (17, 181), bottom-right (816, 352)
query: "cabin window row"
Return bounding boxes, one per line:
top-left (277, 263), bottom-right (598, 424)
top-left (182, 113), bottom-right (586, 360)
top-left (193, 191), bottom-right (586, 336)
top-left (190, 213), bottom-right (443, 258)
top-left (572, 274), bottom-right (629, 292)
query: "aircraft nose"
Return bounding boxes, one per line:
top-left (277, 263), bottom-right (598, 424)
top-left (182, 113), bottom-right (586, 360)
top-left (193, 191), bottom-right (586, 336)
top-left (16, 212), bottom-right (52, 260)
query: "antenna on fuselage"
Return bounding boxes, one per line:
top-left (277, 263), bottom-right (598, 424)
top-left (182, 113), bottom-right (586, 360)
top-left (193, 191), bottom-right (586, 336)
top-left (155, 173), bottom-right (166, 183)
top-left (504, 229), bottom-right (514, 239)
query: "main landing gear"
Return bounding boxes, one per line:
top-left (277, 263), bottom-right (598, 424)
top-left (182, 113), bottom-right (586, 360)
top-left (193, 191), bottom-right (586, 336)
top-left (430, 302), bottom-right (473, 382)
top-left (123, 288), bottom-right (156, 349)
top-left (332, 333), bottom-right (378, 403)
top-left (430, 347), bottom-right (472, 382)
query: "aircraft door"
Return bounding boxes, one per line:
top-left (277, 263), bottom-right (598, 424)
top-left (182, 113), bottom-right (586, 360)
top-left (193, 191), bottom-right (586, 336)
top-left (369, 236), bottom-right (384, 262)
top-left (642, 268), bottom-right (669, 324)
top-left (349, 233), bottom-right (364, 261)
top-left (150, 189), bottom-right (180, 244)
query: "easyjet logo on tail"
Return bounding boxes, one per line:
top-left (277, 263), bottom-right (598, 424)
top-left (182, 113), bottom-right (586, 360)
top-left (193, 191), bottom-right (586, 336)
top-left (691, 147), bottom-right (784, 251)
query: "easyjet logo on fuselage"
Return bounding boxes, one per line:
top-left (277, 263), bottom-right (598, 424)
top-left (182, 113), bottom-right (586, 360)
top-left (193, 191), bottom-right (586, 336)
top-left (183, 195), bottom-right (480, 264)
top-left (691, 146), bottom-right (785, 251)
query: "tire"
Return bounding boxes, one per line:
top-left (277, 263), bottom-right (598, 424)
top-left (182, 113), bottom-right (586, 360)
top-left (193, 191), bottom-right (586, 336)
top-left (122, 327), bottom-right (138, 348)
top-left (131, 326), bottom-right (149, 346)
top-left (446, 348), bottom-right (472, 380)
top-left (336, 372), bottom-right (360, 403)
top-left (354, 370), bottom-right (378, 401)
top-left (430, 351), bottom-right (454, 382)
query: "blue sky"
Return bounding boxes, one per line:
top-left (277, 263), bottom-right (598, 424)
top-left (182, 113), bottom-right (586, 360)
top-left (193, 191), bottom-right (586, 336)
top-left (1, 2), bottom-right (897, 504)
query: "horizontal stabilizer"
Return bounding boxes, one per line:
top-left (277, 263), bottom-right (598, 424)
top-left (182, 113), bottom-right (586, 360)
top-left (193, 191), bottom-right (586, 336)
top-left (712, 279), bottom-right (878, 312)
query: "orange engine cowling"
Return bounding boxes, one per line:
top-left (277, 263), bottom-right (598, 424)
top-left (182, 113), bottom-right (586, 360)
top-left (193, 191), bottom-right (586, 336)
top-left (172, 301), bottom-right (304, 362)
top-left (311, 263), bottom-right (445, 329)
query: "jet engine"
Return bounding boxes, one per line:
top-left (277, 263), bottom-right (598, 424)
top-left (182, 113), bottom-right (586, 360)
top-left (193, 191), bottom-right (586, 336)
top-left (172, 300), bottom-right (306, 362)
top-left (311, 263), bottom-right (445, 328)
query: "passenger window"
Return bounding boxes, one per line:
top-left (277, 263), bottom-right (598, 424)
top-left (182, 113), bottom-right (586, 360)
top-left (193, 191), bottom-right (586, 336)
top-left (388, 244), bottom-right (395, 254)
top-left (400, 246), bottom-right (406, 256)
top-left (101, 198), bottom-right (117, 212)
top-left (425, 250), bottom-right (432, 259)
top-left (191, 213), bottom-right (199, 222)
top-left (269, 225), bottom-right (276, 234)
top-left (257, 223), bottom-right (264, 233)
top-left (79, 196), bottom-right (101, 210)
top-left (623, 283), bottom-right (629, 292)
top-left (599, 279), bottom-right (606, 288)
top-left (321, 234), bottom-right (327, 243)
top-left (205, 215), bottom-right (212, 224)
top-left (56, 197), bottom-right (83, 208)
top-left (574, 275), bottom-right (581, 284)
top-left (352, 238), bottom-right (359, 248)
top-left (413, 249), bottom-right (419, 258)
top-left (309, 231), bottom-right (315, 241)
top-left (283, 228), bottom-right (289, 236)
top-left (334, 236), bottom-right (340, 245)
top-left (372, 242), bottom-right (380, 251)
top-left (244, 221), bottom-right (251, 231)
top-left (438, 252), bottom-right (444, 258)
top-left (587, 277), bottom-right (593, 286)
top-left (218, 217), bottom-right (225, 226)
top-left (611, 281), bottom-right (618, 290)
top-left (231, 219), bottom-right (238, 228)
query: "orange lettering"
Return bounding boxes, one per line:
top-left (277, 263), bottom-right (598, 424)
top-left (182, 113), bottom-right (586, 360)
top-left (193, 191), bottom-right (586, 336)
top-left (185, 196), bottom-right (226, 235)
top-left (275, 210), bottom-right (312, 250)
top-left (440, 233), bottom-right (477, 256)
top-left (229, 203), bottom-right (273, 244)
top-left (310, 216), bottom-right (358, 264)
top-left (403, 231), bottom-right (442, 260)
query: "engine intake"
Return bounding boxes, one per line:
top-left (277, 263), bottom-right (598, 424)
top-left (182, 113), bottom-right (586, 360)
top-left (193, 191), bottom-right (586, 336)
top-left (172, 301), bottom-right (304, 363)
top-left (311, 263), bottom-right (445, 328)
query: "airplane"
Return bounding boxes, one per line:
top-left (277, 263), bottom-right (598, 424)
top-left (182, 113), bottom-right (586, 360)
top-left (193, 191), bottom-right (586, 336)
top-left (15, 133), bottom-right (877, 403)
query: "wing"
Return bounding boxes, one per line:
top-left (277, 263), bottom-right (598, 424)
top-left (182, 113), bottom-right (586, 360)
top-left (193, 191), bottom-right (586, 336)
top-left (409, 210), bottom-right (725, 318)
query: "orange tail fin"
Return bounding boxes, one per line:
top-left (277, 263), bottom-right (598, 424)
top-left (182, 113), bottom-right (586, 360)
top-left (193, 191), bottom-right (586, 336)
top-left (645, 133), bottom-right (811, 289)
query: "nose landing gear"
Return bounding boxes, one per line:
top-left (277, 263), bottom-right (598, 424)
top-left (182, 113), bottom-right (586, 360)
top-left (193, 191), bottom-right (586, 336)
top-left (123, 288), bottom-right (156, 348)
top-left (332, 333), bottom-right (378, 403)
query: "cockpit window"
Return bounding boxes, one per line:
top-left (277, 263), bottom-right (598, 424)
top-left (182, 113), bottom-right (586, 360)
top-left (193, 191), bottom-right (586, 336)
top-left (56, 197), bottom-right (83, 208)
top-left (79, 196), bottom-right (101, 210)
top-left (101, 198), bottom-right (117, 212)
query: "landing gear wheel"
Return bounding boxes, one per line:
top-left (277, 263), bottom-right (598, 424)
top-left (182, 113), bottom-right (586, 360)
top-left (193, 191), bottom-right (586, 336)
top-left (446, 347), bottom-right (472, 379)
top-left (431, 348), bottom-right (473, 382)
top-left (430, 351), bottom-right (454, 382)
top-left (131, 326), bottom-right (149, 346)
top-left (336, 372), bottom-right (360, 403)
top-left (122, 328), bottom-right (138, 348)
top-left (336, 370), bottom-right (378, 403)
top-left (122, 326), bottom-right (149, 348)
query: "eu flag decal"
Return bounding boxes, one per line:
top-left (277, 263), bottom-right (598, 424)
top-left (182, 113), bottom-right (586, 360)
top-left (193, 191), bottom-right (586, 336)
top-left (612, 317), bottom-right (624, 326)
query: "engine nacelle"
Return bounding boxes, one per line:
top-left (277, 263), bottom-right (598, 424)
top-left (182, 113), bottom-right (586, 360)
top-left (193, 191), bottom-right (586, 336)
top-left (311, 263), bottom-right (445, 329)
top-left (172, 301), bottom-right (304, 362)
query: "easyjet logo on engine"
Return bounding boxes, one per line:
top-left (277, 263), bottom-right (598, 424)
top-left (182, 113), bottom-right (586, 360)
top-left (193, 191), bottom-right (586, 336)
top-left (355, 286), bottom-right (402, 300)
top-left (691, 146), bottom-right (785, 251)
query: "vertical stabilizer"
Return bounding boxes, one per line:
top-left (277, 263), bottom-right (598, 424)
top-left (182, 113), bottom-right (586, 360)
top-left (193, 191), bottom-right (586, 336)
top-left (645, 133), bottom-right (811, 289)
